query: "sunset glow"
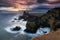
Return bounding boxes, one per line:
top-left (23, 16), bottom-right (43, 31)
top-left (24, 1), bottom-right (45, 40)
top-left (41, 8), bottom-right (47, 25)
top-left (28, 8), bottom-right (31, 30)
top-left (0, 7), bottom-right (28, 11)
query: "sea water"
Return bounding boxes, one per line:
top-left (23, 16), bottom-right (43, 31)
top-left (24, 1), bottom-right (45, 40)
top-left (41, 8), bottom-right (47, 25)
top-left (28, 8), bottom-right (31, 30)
top-left (0, 10), bottom-right (50, 40)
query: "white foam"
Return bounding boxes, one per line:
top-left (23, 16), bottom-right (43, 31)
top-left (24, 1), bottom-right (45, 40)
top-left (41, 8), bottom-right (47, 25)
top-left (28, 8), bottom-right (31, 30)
top-left (4, 25), bottom-right (50, 37)
top-left (5, 27), bottom-right (20, 33)
top-left (36, 27), bottom-right (50, 35)
top-left (4, 19), bottom-right (27, 34)
top-left (4, 15), bottom-right (50, 36)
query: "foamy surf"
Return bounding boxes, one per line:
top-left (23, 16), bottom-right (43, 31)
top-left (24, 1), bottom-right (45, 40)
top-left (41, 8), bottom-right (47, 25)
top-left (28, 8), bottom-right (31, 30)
top-left (4, 15), bottom-right (50, 37)
top-left (4, 25), bottom-right (50, 37)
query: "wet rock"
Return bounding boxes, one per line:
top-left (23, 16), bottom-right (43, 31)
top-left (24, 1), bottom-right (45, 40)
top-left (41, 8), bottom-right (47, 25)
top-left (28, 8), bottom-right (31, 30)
top-left (12, 21), bottom-right (15, 22)
top-left (11, 26), bottom-right (21, 31)
top-left (14, 18), bottom-right (17, 20)
top-left (43, 31), bottom-right (47, 33)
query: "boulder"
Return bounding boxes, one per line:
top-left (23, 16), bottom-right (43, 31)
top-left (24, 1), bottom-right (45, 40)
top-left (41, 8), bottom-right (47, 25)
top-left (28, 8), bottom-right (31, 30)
top-left (11, 26), bottom-right (21, 31)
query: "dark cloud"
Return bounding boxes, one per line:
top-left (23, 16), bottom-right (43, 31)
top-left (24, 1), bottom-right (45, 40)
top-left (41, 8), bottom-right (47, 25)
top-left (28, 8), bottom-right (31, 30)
top-left (37, 0), bottom-right (46, 3)
top-left (0, 0), bottom-right (10, 7)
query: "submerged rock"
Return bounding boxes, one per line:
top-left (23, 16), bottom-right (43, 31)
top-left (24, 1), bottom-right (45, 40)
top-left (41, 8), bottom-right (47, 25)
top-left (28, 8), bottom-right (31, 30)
top-left (11, 26), bottom-right (21, 31)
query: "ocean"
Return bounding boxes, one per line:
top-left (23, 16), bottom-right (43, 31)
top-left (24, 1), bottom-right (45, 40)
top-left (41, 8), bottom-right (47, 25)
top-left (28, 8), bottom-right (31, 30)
top-left (0, 9), bottom-right (50, 40)
top-left (0, 14), bottom-right (32, 40)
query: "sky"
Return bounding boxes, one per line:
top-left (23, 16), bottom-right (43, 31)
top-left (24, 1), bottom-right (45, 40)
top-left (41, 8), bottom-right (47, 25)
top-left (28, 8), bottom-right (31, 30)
top-left (0, 0), bottom-right (60, 7)
top-left (0, 0), bottom-right (60, 11)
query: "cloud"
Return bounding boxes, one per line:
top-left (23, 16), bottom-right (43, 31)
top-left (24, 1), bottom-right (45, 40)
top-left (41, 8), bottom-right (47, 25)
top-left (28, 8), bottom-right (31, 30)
top-left (0, 0), bottom-right (37, 7)
top-left (0, 0), bottom-right (60, 8)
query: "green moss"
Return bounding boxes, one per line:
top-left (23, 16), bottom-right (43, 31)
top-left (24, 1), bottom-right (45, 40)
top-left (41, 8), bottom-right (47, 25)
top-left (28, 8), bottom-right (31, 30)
top-left (26, 21), bottom-right (37, 29)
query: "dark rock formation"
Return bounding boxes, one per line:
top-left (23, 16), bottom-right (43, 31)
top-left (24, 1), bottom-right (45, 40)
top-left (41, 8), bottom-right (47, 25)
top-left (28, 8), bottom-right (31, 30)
top-left (17, 7), bottom-right (60, 33)
top-left (39, 7), bottom-right (60, 31)
top-left (11, 26), bottom-right (21, 31)
top-left (24, 21), bottom-right (39, 33)
top-left (18, 11), bottom-right (41, 33)
top-left (25, 7), bottom-right (60, 33)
